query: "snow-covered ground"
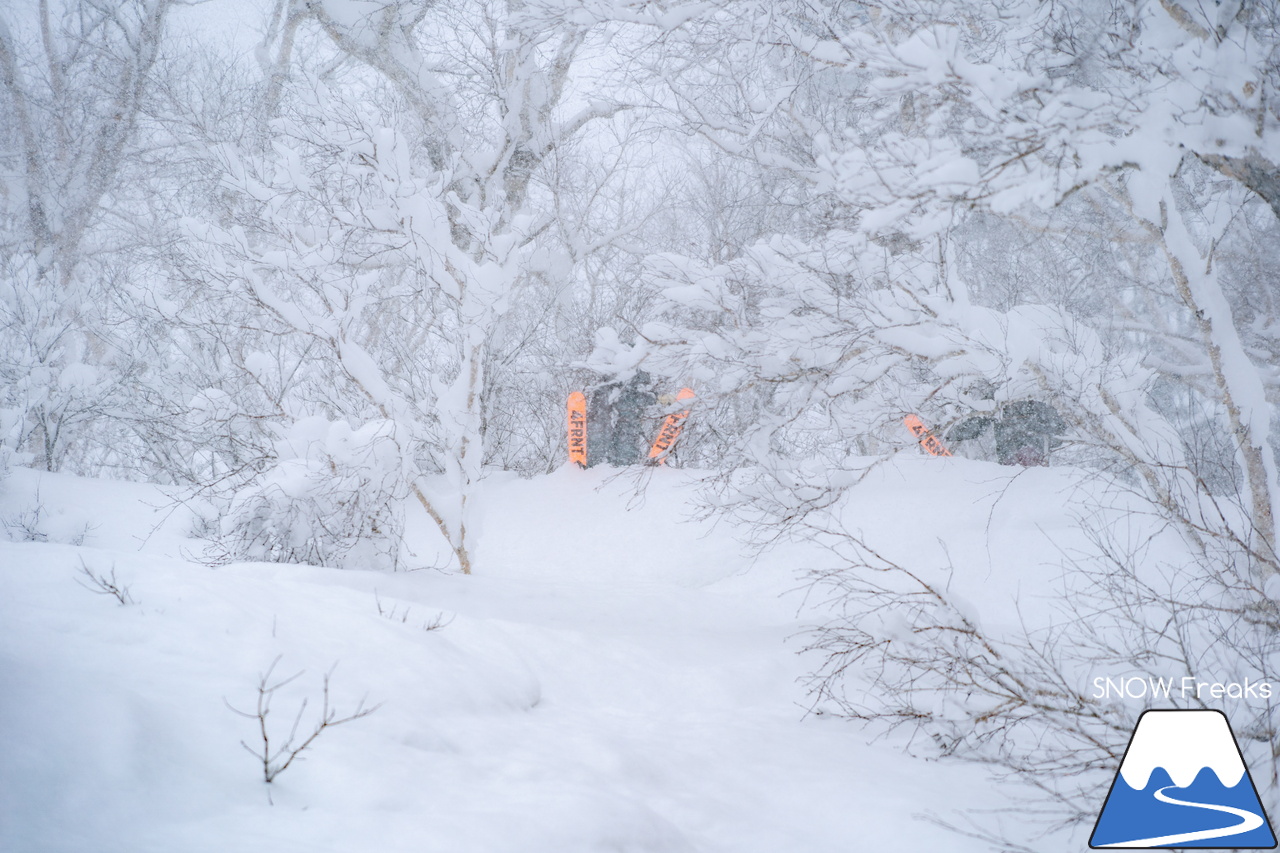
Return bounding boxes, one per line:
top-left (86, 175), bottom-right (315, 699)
top-left (0, 461), bottom-right (1081, 852)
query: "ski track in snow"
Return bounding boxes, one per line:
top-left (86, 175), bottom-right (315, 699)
top-left (1099, 785), bottom-right (1265, 848)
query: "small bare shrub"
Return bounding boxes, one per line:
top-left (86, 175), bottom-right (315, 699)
top-left (226, 656), bottom-right (381, 802)
top-left (375, 590), bottom-right (454, 632)
top-left (74, 559), bottom-right (136, 605)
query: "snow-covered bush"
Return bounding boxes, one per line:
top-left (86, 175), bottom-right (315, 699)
top-left (0, 404), bottom-right (26, 485)
top-left (628, 230), bottom-right (1152, 477)
top-left (0, 2), bottom-right (177, 476)
top-left (177, 0), bottom-right (656, 570)
top-left (632, 1), bottom-right (1280, 846)
top-left (215, 417), bottom-right (408, 571)
top-left (637, 223), bottom-right (1280, 845)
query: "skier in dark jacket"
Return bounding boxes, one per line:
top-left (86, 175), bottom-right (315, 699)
top-left (948, 398), bottom-right (1067, 466)
top-left (587, 370), bottom-right (657, 467)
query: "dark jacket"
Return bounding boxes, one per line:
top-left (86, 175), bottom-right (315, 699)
top-left (948, 400), bottom-right (1067, 466)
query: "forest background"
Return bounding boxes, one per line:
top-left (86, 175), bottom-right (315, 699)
top-left (3, 0), bottom-right (1280, 849)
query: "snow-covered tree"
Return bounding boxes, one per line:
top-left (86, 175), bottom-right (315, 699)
top-left (182, 0), bottom-right (652, 572)
top-left (616, 0), bottom-right (1280, 844)
top-left (0, 0), bottom-right (175, 473)
top-left (811, 0), bottom-right (1280, 562)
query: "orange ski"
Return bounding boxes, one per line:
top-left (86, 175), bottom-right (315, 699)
top-left (903, 414), bottom-right (951, 457)
top-left (567, 391), bottom-right (588, 467)
top-left (647, 387), bottom-right (696, 465)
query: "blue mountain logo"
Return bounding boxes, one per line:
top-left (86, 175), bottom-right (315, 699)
top-left (1090, 709), bottom-right (1277, 848)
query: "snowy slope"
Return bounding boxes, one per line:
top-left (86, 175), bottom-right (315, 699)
top-left (0, 462), bottom-right (1063, 853)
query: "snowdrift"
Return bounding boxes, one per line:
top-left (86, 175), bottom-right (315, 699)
top-left (0, 460), bottom-right (1103, 852)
